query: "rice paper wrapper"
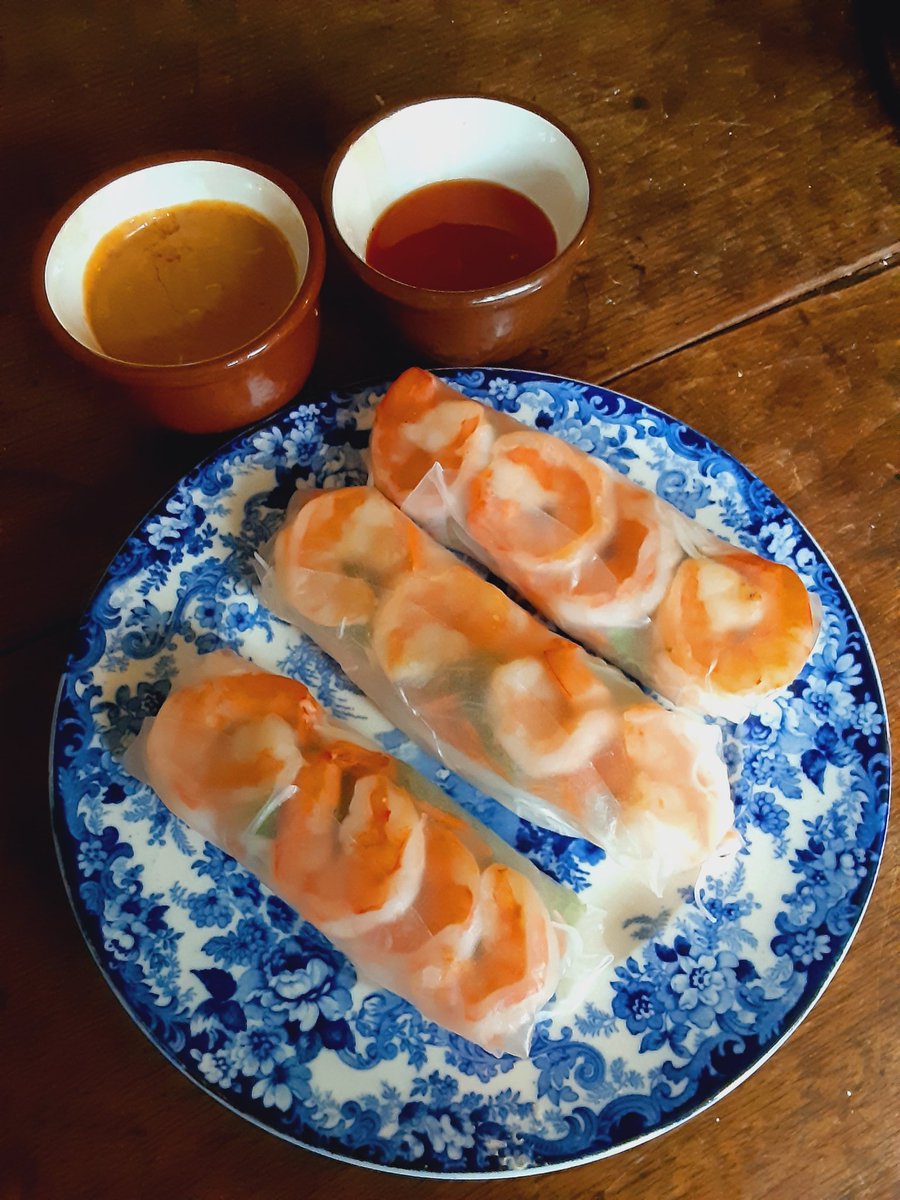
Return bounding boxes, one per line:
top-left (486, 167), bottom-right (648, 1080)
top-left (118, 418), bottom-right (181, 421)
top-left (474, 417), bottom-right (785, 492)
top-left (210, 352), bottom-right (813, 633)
top-left (369, 368), bottom-right (822, 724)
top-left (258, 486), bottom-right (738, 896)
top-left (123, 649), bottom-right (602, 1059)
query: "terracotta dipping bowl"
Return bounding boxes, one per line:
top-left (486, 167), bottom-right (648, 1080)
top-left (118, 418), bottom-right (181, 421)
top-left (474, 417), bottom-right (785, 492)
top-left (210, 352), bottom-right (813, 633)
top-left (323, 96), bottom-right (596, 364)
top-left (34, 153), bottom-right (325, 434)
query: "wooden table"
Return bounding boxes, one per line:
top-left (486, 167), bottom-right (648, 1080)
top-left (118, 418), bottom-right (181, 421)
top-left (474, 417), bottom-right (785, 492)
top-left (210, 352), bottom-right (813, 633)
top-left (2, 2), bottom-right (897, 1196)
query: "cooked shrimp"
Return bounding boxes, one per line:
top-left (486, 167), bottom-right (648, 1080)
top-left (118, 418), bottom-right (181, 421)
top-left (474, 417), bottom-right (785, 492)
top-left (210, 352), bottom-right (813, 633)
top-left (654, 550), bottom-right (819, 709)
top-left (485, 642), bottom-right (619, 779)
top-left (273, 487), bottom-right (431, 627)
top-left (617, 703), bottom-right (734, 867)
top-left (359, 805), bottom-right (482, 970)
top-left (371, 563), bottom-right (550, 688)
top-left (371, 367), bottom-right (495, 521)
top-left (466, 430), bottom-right (618, 578)
top-left (452, 864), bottom-right (560, 1054)
top-left (272, 757), bottom-right (426, 940)
top-left (144, 667), bottom-right (317, 850)
top-left (548, 483), bottom-right (683, 630)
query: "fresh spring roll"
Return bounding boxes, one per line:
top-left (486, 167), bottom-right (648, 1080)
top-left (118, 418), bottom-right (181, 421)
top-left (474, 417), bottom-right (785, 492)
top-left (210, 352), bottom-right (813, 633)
top-left (369, 368), bottom-right (821, 723)
top-left (258, 487), bottom-right (737, 894)
top-left (123, 649), bottom-right (595, 1059)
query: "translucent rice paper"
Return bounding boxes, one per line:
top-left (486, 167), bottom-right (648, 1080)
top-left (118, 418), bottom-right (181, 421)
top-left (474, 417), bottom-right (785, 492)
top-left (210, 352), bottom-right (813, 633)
top-left (124, 650), bottom-right (596, 1059)
top-left (370, 368), bottom-right (822, 723)
top-left (258, 487), bottom-right (737, 895)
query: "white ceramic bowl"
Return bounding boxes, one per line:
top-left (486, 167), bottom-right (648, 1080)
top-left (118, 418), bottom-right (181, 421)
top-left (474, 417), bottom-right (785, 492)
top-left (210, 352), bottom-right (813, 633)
top-left (43, 158), bottom-right (312, 359)
top-left (323, 96), bottom-right (597, 363)
top-left (34, 152), bottom-right (325, 433)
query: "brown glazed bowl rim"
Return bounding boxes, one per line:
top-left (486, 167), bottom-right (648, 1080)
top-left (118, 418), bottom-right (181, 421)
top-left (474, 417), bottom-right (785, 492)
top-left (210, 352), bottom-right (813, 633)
top-left (321, 94), bottom-right (598, 311)
top-left (33, 150), bottom-right (327, 384)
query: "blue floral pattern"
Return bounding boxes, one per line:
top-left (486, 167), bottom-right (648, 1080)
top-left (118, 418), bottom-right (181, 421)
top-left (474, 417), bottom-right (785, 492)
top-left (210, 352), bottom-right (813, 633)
top-left (51, 369), bottom-right (890, 1176)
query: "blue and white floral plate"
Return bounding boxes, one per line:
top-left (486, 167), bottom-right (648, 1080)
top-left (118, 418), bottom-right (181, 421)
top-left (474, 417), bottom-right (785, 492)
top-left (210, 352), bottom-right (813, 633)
top-left (51, 369), bottom-right (890, 1177)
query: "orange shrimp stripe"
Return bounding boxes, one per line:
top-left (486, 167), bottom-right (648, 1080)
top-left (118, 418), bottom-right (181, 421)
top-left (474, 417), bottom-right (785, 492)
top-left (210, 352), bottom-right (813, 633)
top-left (657, 551), bottom-right (817, 693)
top-left (147, 670), bottom-right (322, 809)
top-left (371, 367), bottom-right (487, 501)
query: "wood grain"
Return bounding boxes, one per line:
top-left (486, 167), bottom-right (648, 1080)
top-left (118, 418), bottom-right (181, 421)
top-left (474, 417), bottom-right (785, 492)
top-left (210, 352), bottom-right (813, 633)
top-left (1, 0), bottom-right (897, 1196)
